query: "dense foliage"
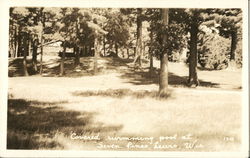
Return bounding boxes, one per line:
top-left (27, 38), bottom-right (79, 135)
top-left (8, 7), bottom-right (243, 90)
top-left (198, 31), bottom-right (231, 70)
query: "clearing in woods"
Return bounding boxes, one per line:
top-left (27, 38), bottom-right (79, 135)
top-left (7, 56), bottom-right (242, 151)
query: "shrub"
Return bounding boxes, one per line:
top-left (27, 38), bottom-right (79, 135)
top-left (198, 32), bottom-right (231, 70)
top-left (235, 40), bottom-right (242, 68)
top-left (168, 51), bottom-right (181, 62)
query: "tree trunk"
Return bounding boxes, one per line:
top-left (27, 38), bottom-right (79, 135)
top-left (93, 36), bottom-right (98, 74)
top-left (13, 25), bottom-right (18, 58)
top-left (103, 35), bottom-right (106, 56)
top-left (39, 10), bottom-right (45, 75)
top-left (23, 33), bottom-right (29, 76)
top-left (122, 50), bottom-right (125, 58)
top-left (14, 33), bottom-right (18, 58)
top-left (126, 48), bottom-right (129, 59)
top-left (17, 28), bottom-right (22, 57)
top-left (133, 47), bottom-right (136, 57)
top-left (142, 42), bottom-right (146, 59)
top-left (79, 47), bottom-right (83, 57)
top-left (115, 43), bottom-right (118, 57)
top-left (27, 34), bottom-right (31, 57)
top-left (187, 21), bottom-right (199, 87)
top-left (84, 46), bottom-right (87, 56)
top-left (149, 47), bottom-right (154, 76)
top-left (74, 46), bottom-right (80, 66)
top-left (230, 30), bottom-right (237, 61)
top-left (149, 30), bottom-right (154, 73)
top-left (23, 54), bottom-right (29, 76)
top-left (133, 8), bottom-right (143, 67)
top-left (9, 24), bottom-right (15, 58)
top-left (74, 17), bottom-right (80, 66)
top-left (39, 34), bottom-right (43, 75)
top-left (159, 8), bottom-right (169, 95)
top-left (9, 40), bottom-right (14, 58)
top-left (89, 46), bottom-right (92, 56)
top-left (32, 36), bottom-right (38, 72)
top-left (60, 42), bottom-right (66, 76)
top-left (159, 53), bottom-right (168, 95)
top-left (93, 54), bottom-right (98, 74)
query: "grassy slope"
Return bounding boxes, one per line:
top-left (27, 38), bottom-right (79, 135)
top-left (7, 56), bottom-right (242, 151)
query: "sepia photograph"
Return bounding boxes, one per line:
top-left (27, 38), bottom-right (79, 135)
top-left (0, 0), bottom-right (249, 157)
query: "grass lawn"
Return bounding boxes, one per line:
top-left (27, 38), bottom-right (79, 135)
top-left (7, 56), bottom-right (242, 151)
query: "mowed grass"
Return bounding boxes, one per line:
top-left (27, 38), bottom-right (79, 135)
top-left (7, 56), bottom-right (242, 151)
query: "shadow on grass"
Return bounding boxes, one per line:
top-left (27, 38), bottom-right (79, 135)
top-left (103, 57), bottom-right (134, 70)
top-left (42, 57), bottom-right (129, 77)
top-left (8, 56), bottom-right (137, 78)
top-left (119, 68), bottom-right (220, 88)
top-left (9, 57), bottom-right (220, 88)
top-left (197, 66), bottom-right (217, 71)
top-left (8, 58), bottom-right (37, 77)
top-left (7, 98), bottom-right (122, 149)
top-left (41, 57), bottom-right (92, 77)
top-left (8, 57), bottom-right (93, 77)
top-left (8, 56), bottom-right (117, 77)
top-left (72, 88), bottom-right (172, 100)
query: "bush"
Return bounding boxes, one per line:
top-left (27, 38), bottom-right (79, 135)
top-left (235, 40), bottom-right (242, 68)
top-left (168, 51), bottom-right (181, 62)
top-left (198, 32), bottom-right (231, 70)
